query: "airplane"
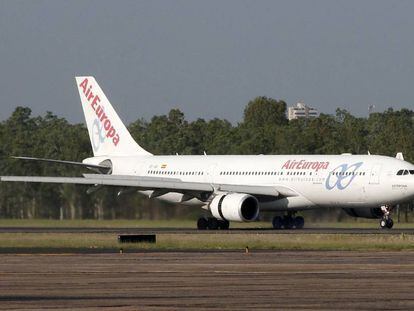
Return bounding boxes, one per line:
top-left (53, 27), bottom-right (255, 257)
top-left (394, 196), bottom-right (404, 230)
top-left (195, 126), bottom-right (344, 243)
top-left (1, 76), bottom-right (414, 230)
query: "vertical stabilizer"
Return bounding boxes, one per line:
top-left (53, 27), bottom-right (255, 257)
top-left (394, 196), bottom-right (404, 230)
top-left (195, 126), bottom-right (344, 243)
top-left (75, 76), bottom-right (152, 157)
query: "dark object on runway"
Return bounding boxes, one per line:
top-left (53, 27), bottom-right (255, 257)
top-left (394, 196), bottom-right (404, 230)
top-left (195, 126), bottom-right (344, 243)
top-left (118, 234), bottom-right (156, 243)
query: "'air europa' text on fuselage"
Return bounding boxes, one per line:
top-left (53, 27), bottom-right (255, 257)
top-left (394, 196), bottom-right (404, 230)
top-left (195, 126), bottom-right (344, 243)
top-left (282, 160), bottom-right (329, 171)
top-left (78, 78), bottom-right (120, 146)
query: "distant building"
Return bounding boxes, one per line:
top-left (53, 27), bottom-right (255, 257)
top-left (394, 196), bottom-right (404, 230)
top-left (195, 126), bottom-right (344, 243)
top-left (288, 102), bottom-right (319, 121)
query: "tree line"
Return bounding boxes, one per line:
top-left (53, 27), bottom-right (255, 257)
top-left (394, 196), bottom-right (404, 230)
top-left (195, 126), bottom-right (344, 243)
top-left (0, 97), bottom-right (413, 221)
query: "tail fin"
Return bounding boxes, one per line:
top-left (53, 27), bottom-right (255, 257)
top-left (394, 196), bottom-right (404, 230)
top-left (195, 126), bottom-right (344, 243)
top-left (75, 76), bottom-right (152, 157)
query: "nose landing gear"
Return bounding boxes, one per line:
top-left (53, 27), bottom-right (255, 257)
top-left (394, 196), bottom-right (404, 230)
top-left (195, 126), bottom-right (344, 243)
top-left (379, 205), bottom-right (394, 229)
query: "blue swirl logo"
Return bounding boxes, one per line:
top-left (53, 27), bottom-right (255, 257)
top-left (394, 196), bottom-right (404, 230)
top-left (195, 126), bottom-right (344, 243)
top-left (91, 119), bottom-right (106, 152)
top-left (325, 162), bottom-right (363, 190)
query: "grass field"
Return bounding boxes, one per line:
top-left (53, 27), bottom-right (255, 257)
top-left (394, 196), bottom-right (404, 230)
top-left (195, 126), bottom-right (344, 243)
top-left (0, 232), bottom-right (413, 251)
top-left (0, 219), bottom-right (413, 251)
top-left (0, 218), bottom-right (413, 229)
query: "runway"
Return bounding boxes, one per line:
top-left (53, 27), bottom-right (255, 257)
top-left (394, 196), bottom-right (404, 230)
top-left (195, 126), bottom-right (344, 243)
top-left (0, 227), bottom-right (413, 234)
top-left (0, 251), bottom-right (413, 310)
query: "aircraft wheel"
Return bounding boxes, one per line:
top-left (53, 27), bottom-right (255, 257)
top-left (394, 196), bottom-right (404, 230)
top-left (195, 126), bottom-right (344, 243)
top-left (294, 216), bottom-right (305, 229)
top-left (197, 217), bottom-right (208, 230)
top-left (272, 216), bottom-right (283, 229)
top-left (386, 218), bottom-right (394, 229)
top-left (207, 217), bottom-right (219, 230)
top-left (283, 216), bottom-right (294, 229)
top-left (218, 220), bottom-right (230, 230)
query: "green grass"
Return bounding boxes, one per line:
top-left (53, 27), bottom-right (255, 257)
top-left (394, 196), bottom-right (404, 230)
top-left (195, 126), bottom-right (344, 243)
top-left (0, 232), bottom-right (413, 251)
top-left (306, 221), bottom-right (414, 229)
top-left (0, 219), bottom-right (274, 229)
top-left (0, 219), bottom-right (413, 229)
top-left (0, 219), bottom-right (197, 228)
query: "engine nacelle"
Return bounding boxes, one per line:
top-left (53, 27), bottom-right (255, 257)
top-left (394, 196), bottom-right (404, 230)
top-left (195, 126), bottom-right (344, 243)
top-left (209, 193), bottom-right (259, 222)
top-left (343, 207), bottom-right (383, 219)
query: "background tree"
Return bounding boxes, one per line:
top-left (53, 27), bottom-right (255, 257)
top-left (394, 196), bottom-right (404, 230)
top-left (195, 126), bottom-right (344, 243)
top-left (0, 100), bottom-right (413, 222)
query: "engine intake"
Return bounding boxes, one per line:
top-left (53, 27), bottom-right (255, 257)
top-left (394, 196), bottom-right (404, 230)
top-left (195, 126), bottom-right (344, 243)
top-left (209, 193), bottom-right (259, 222)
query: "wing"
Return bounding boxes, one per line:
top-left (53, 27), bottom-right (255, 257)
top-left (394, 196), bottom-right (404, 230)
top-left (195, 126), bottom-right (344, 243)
top-left (0, 174), bottom-right (297, 199)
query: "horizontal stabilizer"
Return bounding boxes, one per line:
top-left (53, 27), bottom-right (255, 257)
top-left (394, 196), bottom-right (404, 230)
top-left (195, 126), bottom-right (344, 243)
top-left (12, 156), bottom-right (111, 173)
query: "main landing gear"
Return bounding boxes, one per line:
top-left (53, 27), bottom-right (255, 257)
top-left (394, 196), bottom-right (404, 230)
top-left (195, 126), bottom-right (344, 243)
top-left (272, 214), bottom-right (304, 230)
top-left (379, 205), bottom-right (394, 229)
top-left (197, 217), bottom-right (230, 230)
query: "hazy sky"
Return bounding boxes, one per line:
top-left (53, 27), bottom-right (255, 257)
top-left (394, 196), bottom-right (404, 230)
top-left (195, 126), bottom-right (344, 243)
top-left (0, 0), bottom-right (413, 124)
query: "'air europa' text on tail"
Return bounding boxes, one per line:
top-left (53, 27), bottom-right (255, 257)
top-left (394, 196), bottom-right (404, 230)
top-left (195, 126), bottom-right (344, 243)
top-left (78, 78), bottom-right (120, 146)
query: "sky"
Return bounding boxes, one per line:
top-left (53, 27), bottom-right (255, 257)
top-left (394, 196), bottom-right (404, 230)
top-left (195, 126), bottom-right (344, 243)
top-left (0, 0), bottom-right (413, 124)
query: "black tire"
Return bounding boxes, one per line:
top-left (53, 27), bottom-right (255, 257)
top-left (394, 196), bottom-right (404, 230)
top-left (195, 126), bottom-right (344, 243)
top-left (218, 220), bottom-right (230, 230)
top-left (283, 216), bottom-right (294, 229)
top-left (272, 216), bottom-right (283, 229)
top-left (386, 218), bottom-right (394, 229)
top-left (294, 216), bottom-right (305, 229)
top-left (207, 217), bottom-right (219, 230)
top-left (197, 217), bottom-right (208, 230)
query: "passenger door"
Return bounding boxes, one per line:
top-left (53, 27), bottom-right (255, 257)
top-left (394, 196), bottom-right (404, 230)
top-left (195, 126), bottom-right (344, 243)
top-left (206, 163), bottom-right (218, 184)
top-left (369, 164), bottom-right (382, 184)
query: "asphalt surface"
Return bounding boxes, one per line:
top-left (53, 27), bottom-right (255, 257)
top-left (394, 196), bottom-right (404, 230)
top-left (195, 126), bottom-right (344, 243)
top-left (0, 251), bottom-right (413, 310)
top-left (0, 227), bottom-right (413, 234)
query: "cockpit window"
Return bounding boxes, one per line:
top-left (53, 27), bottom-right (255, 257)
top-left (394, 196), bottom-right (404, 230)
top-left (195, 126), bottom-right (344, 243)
top-left (397, 170), bottom-right (404, 175)
top-left (403, 170), bottom-right (409, 175)
top-left (410, 170), bottom-right (414, 175)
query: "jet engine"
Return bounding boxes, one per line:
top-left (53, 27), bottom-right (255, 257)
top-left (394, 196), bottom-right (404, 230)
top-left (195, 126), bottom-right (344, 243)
top-left (343, 207), bottom-right (383, 219)
top-left (209, 193), bottom-right (259, 222)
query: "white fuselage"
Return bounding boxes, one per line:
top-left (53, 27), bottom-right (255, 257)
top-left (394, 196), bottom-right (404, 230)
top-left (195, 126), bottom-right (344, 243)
top-left (86, 154), bottom-right (414, 212)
